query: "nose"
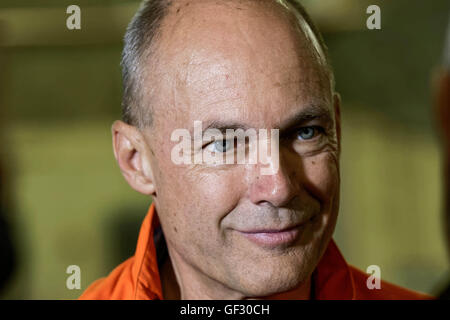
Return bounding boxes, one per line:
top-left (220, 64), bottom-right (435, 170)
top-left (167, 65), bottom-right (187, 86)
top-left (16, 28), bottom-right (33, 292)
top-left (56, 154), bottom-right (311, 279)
top-left (248, 150), bottom-right (299, 207)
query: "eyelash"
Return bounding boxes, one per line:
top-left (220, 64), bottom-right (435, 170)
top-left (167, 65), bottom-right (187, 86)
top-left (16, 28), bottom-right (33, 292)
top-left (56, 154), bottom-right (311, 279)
top-left (204, 138), bottom-right (237, 153)
top-left (295, 126), bottom-right (325, 141)
top-left (202, 125), bottom-right (326, 151)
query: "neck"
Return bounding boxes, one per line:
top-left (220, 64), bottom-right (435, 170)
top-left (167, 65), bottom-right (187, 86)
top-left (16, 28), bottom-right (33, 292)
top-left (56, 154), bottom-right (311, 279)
top-left (160, 249), bottom-right (312, 300)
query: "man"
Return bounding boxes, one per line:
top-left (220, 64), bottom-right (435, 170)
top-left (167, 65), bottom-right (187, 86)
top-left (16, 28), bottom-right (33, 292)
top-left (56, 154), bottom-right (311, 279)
top-left (80, 0), bottom-right (430, 299)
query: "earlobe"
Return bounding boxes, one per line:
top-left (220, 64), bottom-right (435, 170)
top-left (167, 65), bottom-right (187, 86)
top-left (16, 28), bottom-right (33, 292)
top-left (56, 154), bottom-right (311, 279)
top-left (112, 120), bottom-right (156, 196)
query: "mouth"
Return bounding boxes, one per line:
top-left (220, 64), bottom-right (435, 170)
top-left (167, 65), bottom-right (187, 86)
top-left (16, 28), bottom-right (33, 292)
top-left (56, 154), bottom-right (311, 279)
top-left (237, 218), bottom-right (313, 249)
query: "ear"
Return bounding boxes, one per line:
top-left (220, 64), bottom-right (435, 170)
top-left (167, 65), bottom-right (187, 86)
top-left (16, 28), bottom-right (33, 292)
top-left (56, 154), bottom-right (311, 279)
top-left (112, 120), bottom-right (156, 196)
top-left (333, 92), bottom-right (342, 155)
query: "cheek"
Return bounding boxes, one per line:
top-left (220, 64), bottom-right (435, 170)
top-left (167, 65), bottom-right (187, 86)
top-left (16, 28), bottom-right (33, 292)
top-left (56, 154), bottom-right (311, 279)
top-left (301, 152), bottom-right (340, 204)
top-left (155, 159), bottom-right (245, 244)
top-left (161, 166), bottom-right (244, 213)
top-left (158, 169), bottom-right (246, 269)
top-left (300, 152), bottom-right (340, 258)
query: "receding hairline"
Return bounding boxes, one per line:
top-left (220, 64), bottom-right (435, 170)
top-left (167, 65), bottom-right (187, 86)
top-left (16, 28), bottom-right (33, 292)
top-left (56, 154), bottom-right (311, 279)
top-left (122, 0), bottom-right (334, 128)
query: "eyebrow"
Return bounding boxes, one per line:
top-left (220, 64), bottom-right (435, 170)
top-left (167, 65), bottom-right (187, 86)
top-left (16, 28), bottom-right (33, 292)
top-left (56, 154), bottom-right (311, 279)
top-left (201, 122), bottom-right (252, 134)
top-left (277, 104), bottom-right (333, 136)
top-left (195, 104), bottom-right (333, 136)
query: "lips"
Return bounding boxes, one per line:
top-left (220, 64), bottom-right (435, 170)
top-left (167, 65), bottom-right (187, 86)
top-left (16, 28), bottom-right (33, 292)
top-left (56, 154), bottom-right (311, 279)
top-left (240, 224), bottom-right (301, 234)
top-left (237, 223), bottom-right (308, 248)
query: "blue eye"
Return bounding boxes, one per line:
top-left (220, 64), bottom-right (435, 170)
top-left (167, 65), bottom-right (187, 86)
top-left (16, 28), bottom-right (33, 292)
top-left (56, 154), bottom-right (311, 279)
top-left (207, 140), bottom-right (233, 153)
top-left (297, 127), bottom-right (317, 140)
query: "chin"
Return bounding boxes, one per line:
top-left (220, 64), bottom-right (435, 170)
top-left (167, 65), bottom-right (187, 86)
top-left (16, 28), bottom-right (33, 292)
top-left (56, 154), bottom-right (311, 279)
top-left (242, 272), bottom-right (308, 298)
top-left (234, 254), bottom-right (314, 298)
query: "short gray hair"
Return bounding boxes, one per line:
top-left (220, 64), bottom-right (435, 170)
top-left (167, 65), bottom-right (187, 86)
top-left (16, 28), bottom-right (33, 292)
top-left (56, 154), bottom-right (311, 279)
top-left (121, 0), bottom-right (334, 128)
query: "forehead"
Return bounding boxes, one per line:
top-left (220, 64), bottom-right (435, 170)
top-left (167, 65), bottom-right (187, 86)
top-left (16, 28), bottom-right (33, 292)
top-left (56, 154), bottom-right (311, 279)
top-left (150, 0), bottom-right (332, 130)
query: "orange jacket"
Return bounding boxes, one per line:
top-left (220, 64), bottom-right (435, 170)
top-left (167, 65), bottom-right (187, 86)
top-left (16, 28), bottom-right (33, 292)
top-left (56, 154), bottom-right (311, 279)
top-left (79, 204), bottom-right (432, 300)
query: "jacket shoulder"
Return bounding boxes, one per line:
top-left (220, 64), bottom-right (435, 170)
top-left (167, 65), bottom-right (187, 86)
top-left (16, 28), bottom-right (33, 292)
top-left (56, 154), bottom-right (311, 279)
top-left (349, 265), bottom-right (434, 300)
top-left (79, 257), bottom-right (137, 300)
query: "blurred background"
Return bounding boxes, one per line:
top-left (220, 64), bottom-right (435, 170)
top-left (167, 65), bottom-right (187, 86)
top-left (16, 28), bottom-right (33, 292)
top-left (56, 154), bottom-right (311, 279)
top-left (0, 0), bottom-right (449, 299)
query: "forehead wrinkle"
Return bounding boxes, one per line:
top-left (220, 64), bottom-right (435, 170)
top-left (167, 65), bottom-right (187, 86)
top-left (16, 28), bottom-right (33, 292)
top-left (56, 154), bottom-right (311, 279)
top-left (199, 95), bottom-right (245, 111)
top-left (185, 59), bottom-right (236, 91)
top-left (267, 66), bottom-right (331, 107)
top-left (163, 1), bottom-right (310, 73)
top-left (152, 0), bottom-right (332, 130)
top-left (182, 65), bottom-right (329, 127)
top-left (173, 61), bottom-right (243, 115)
top-left (191, 83), bottom-right (242, 105)
top-left (261, 61), bottom-right (323, 82)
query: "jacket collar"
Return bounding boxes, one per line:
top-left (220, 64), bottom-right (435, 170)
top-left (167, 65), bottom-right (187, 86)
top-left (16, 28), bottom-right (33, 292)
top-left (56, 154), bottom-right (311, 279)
top-left (132, 203), bottom-right (356, 300)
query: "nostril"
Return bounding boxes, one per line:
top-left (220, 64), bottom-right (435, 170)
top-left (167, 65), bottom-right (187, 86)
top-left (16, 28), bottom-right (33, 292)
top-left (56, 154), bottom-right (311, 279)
top-left (249, 170), bottom-right (298, 208)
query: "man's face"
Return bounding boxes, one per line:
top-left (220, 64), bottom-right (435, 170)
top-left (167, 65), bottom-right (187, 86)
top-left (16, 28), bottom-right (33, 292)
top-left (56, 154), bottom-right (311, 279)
top-left (142, 1), bottom-right (340, 298)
